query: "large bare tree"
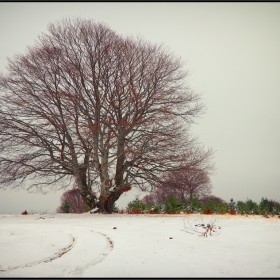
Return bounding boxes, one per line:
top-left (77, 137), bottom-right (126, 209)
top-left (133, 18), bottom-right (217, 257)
top-left (0, 18), bottom-right (208, 213)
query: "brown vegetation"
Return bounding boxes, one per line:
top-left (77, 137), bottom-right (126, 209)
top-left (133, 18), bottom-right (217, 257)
top-left (228, 208), bottom-right (236, 215)
top-left (203, 208), bottom-right (213, 215)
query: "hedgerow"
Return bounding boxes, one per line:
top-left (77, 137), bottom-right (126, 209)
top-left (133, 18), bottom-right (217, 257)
top-left (123, 196), bottom-right (280, 216)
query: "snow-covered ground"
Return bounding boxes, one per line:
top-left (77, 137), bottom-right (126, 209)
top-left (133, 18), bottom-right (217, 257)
top-left (0, 213), bottom-right (279, 277)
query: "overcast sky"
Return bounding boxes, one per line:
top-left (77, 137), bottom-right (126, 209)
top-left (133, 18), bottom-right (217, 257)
top-left (0, 2), bottom-right (279, 214)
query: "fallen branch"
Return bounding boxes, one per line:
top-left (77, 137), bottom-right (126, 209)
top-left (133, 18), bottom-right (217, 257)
top-left (181, 215), bottom-right (221, 237)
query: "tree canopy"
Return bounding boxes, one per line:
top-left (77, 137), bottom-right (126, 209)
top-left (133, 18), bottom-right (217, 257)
top-left (0, 18), bottom-right (213, 213)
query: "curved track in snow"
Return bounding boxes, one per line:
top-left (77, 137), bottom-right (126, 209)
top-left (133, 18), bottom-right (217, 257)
top-left (0, 221), bottom-right (113, 277)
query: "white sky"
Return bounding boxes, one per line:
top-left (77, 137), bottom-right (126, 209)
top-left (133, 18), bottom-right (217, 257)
top-left (0, 213), bottom-right (280, 277)
top-left (0, 3), bottom-right (280, 214)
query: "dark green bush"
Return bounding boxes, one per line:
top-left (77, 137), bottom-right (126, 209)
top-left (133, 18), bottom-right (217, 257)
top-left (259, 197), bottom-right (272, 215)
top-left (60, 200), bottom-right (72, 213)
top-left (236, 200), bottom-right (246, 214)
top-left (227, 198), bottom-right (236, 211)
top-left (244, 198), bottom-right (259, 214)
top-left (201, 198), bottom-right (228, 214)
top-left (144, 202), bottom-right (162, 213)
top-left (236, 199), bottom-right (259, 214)
top-left (274, 203), bottom-right (280, 215)
top-left (152, 205), bottom-right (162, 213)
top-left (164, 195), bottom-right (186, 213)
top-left (144, 202), bottom-right (154, 211)
top-left (126, 197), bottom-right (146, 213)
top-left (259, 197), bottom-right (280, 215)
top-left (186, 197), bottom-right (202, 213)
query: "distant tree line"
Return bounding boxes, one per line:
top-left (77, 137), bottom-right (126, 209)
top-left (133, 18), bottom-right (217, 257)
top-left (57, 188), bottom-right (280, 217)
top-left (123, 196), bottom-right (280, 216)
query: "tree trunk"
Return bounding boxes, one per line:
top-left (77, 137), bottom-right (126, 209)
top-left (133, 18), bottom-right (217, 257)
top-left (75, 167), bottom-right (98, 210)
top-left (189, 191), bottom-right (193, 201)
top-left (101, 133), bottom-right (128, 213)
top-left (98, 148), bottom-right (111, 213)
top-left (104, 184), bottom-right (132, 213)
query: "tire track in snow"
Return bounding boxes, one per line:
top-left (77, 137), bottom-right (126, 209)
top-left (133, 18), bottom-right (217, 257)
top-left (1, 234), bottom-right (75, 271)
top-left (70, 230), bottom-right (114, 277)
top-left (0, 224), bottom-right (114, 277)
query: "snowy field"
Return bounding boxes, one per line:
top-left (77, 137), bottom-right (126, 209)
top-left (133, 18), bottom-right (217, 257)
top-left (0, 213), bottom-right (279, 277)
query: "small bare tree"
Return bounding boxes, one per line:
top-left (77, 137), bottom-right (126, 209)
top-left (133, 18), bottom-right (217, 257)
top-left (160, 168), bottom-right (212, 202)
top-left (143, 145), bottom-right (214, 204)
